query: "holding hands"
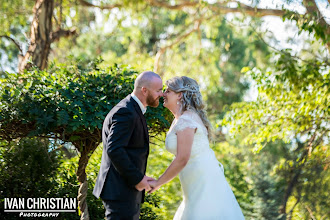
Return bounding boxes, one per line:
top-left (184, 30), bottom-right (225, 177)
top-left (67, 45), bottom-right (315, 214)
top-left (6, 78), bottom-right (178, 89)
top-left (148, 179), bottom-right (161, 194)
top-left (135, 175), bottom-right (161, 193)
top-left (135, 175), bottom-right (155, 192)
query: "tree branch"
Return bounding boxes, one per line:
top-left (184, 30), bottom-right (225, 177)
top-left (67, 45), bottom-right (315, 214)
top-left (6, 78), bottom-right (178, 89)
top-left (147, 0), bottom-right (199, 10)
top-left (78, 0), bottom-right (122, 10)
top-left (288, 196), bottom-right (300, 220)
top-left (242, 20), bottom-right (330, 66)
top-left (147, 0), bottom-right (294, 63)
top-left (53, 145), bottom-right (76, 159)
top-left (146, 0), bottom-right (285, 17)
top-left (209, 1), bottom-right (285, 17)
top-left (0, 35), bottom-right (23, 54)
top-left (50, 28), bottom-right (77, 42)
top-left (303, 0), bottom-right (328, 25)
top-left (305, 204), bottom-right (316, 220)
top-left (154, 17), bottom-right (202, 73)
top-left (303, 0), bottom-right (330, 27)
top-left (79, 0), bottom-right (285, 17)
top-left (302, 0), bottom-right (330, 47)
top-left (280, 166), bottom-right (302, 214)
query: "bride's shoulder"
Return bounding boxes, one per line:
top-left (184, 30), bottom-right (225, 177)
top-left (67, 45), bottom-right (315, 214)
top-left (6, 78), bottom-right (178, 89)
top-left (181, 109), bottom-right (199, 120)
top-left (176, 110), bottom-right (199, 127)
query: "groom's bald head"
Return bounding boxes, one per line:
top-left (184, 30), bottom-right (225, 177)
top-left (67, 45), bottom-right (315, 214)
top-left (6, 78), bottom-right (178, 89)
top-left (134, 71), bottom-right (161, 90)
top-left (133, 71), bottom-right (163, 107)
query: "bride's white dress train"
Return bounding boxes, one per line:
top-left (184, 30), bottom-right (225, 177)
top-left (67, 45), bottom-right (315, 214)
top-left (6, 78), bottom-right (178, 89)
top-left (165, 111), bottom-right (245, 220)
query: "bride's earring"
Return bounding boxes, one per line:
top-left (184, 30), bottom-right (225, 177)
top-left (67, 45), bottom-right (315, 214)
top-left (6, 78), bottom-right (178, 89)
top-left (177, 101), bottom-right (180, 105)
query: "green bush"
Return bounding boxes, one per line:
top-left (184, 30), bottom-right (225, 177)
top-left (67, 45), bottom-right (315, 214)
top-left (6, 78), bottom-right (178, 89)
top-left (0, 138), bottom-right (64, 219)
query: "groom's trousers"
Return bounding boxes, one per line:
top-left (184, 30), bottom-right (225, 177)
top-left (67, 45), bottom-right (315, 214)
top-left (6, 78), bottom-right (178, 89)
top-left (102, 200), bottom-right (141, 220)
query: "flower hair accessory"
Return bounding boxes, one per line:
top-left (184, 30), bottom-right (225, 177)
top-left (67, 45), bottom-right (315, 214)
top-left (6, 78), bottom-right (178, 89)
top-left (186, 84), bottom-right (199, 93)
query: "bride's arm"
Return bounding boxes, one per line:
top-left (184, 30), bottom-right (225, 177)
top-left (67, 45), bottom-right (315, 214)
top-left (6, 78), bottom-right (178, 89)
top-left (148, 127), bottom-right (195, 193)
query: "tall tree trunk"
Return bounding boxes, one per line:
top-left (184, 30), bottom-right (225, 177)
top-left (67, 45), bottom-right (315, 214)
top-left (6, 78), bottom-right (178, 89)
top-left (280, 169), bottom-right (302, 215)
top-left (75, 140), bottom-right (98, 220)
top-left (19, 0), bottom-right (54, 72)
top-left (77, 149), bottom-right (90, 220)
top-left (280, 145), bottom-right (308, 215)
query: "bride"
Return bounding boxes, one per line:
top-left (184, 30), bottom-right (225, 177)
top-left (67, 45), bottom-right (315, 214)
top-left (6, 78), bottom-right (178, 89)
top-left (148, 76), bottom-right (245, 219)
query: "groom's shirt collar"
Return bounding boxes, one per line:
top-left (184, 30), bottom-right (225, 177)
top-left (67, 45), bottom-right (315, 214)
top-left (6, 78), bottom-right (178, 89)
top-left (131, 93), bottom-right (147, 115)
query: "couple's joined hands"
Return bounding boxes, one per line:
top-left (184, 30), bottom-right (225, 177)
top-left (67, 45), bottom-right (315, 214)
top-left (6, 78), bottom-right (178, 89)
top-left (135, 175), bottom-right (160, 193)
top-left (147, 179), bottom-right (161, 194)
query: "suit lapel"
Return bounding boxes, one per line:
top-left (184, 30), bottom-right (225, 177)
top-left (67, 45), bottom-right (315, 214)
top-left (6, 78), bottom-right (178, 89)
top-left (130, 96), bottom-right (149, 143)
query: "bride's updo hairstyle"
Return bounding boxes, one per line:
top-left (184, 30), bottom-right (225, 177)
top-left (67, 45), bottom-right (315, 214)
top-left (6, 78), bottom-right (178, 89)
top-left (165, 76), bottom-right (212, 134)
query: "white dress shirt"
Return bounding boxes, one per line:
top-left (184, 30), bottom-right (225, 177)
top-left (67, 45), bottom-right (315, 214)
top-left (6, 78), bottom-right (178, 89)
top-left (131, 93), bottom-right (147, 114)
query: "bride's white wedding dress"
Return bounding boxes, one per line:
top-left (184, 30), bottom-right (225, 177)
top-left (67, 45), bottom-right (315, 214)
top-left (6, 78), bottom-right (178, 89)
top-left (165, 110), bottom-right (245, 220)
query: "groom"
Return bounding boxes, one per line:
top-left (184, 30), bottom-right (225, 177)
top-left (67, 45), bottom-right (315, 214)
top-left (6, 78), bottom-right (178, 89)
top-left (93, 71), bottom-right (163, 220)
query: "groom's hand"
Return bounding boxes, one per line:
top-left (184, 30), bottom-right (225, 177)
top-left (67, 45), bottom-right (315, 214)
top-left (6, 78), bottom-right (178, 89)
top-left (135, 175), bottom-right (154, 192)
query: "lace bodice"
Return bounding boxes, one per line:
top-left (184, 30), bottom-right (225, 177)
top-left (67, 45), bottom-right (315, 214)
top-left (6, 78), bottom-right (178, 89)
top-left (165, 110), bottom-right (210, 159)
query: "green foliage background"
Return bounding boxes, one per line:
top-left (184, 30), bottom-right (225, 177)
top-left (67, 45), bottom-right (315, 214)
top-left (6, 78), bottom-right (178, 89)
top-left (0, 0), bottom-right (329, 219)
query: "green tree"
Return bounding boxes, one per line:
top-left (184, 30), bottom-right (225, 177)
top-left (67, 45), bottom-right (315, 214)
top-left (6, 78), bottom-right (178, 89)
top-left (222, 27), bottom-right (330, 220)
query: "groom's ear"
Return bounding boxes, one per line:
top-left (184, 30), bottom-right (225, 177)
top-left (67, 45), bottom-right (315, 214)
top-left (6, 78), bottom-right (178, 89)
top-left (141, 87), bottom-right (148, 95)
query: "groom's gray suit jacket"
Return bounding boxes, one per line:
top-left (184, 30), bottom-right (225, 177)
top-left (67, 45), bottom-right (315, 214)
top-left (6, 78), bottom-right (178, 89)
top-left (93, 95), bottom-right (149, 204)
